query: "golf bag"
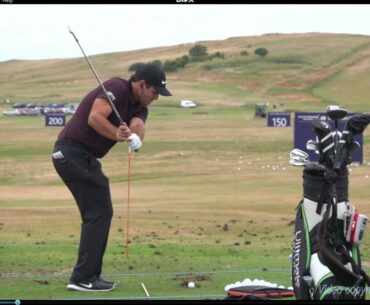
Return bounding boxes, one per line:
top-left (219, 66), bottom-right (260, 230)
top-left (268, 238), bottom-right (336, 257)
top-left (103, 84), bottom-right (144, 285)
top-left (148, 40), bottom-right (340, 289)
top-left (291, 110), bottom-right (370, 300)
top-left (292, 164), bottom-right (369, 300)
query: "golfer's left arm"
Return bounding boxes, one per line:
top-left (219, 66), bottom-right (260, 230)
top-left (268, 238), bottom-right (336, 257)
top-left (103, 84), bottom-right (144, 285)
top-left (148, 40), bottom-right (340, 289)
top-left (129, 117), bottom-right (145, 141)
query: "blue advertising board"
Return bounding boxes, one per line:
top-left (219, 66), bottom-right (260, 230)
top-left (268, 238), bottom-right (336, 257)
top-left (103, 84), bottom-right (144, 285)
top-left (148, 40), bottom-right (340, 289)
top-left (45, 114), bottom-right (66, 127)
top-left (267, 112), bottom-right (291, 127)
top-left (294, 112), bottom-right (363, 163)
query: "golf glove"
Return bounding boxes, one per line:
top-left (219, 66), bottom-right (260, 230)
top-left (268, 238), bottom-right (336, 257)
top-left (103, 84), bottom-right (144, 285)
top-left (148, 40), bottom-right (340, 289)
top-left (128, 133), bottom-right (142, 152)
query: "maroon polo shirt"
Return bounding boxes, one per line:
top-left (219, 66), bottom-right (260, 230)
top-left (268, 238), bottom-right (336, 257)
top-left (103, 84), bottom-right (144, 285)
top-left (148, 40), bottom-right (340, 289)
top-left (57, 78), bottom-right (148, 158)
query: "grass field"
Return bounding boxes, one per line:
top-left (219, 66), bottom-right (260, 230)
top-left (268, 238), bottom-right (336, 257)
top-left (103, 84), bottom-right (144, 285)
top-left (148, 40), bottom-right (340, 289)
top-left (1, 33), bottom-right (370, 300)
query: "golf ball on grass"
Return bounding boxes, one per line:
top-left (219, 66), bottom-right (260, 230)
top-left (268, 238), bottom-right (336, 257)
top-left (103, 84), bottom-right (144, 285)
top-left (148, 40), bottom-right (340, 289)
top-left (187, 282), bottom-right (195, 288)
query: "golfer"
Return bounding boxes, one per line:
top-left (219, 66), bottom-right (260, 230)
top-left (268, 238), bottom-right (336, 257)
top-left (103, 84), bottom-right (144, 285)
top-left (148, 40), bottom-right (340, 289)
top-left (52, 64), bottom-right (172, 292)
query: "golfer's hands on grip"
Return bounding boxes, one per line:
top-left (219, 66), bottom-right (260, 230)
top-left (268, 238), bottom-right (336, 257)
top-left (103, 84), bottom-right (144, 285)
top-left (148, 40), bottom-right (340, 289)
top-left (128, 133), bottom-right (142, 152)
top-left (115, 124), bottom-right (142, 152)
top-left (116, 124), bottom-right (132, 142)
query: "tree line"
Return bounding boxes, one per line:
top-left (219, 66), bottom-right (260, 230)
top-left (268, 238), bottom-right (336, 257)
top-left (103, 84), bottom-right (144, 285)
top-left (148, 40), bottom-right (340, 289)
top-left (128, 45), bottom-right (269, 73)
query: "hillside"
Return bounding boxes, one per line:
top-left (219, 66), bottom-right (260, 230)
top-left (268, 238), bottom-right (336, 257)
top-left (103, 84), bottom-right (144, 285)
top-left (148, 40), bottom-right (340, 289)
top-left (1, 32), bottom-right (370, 112)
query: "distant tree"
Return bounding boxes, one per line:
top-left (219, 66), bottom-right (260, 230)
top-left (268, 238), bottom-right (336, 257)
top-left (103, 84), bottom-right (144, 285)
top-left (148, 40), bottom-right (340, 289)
top-left (175, 55), bottom-right (190, 68)
top-left (189, 44), bottom-right (208, 62)
top-left (209, 52), bottom-right (225, 60)
top-left (254, 48), bottom-right (268, 58)
top-left (163, 60), bottom-right (179, 72)
top-left (240, 50), bottom-right (249, 56)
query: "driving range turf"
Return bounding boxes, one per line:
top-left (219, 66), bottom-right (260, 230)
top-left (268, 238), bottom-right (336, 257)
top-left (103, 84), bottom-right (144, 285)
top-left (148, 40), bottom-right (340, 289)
top-left (1, 104), bottom-right (370, 300)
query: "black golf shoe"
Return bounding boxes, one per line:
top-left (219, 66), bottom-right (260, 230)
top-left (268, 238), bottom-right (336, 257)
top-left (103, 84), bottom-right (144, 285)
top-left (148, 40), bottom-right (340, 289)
top-left (99, 277), bottom-right (117, 287)
top-left (67, 278), bottom-right (115, 292)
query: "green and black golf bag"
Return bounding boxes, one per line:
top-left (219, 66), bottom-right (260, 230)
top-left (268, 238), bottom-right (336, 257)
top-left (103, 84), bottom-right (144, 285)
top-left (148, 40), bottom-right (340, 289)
top-left (291, 109), bottom-right (370, 300)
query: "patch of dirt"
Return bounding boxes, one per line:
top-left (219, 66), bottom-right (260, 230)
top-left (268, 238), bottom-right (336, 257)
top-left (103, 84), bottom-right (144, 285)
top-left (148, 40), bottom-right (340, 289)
top-left (180, 275), bottom-right (211, 288)
top-left (192, 112), bottom-right (209, 115)
top-left (0, 185), bottom-right (70, 200)
top-left (34, 280), bottom-right (49, 285)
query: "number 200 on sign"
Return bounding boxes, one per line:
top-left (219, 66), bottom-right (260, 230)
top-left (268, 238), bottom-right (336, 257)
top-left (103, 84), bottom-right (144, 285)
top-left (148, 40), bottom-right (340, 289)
top-left (46, 116), bottom-right (65, 126)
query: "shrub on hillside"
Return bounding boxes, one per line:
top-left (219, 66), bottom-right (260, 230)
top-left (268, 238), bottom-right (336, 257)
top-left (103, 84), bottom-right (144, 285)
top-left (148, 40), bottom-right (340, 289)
top-left (163, 60), bottom-right (179, 72)
top-left (149, 60), bottom-right (162, 67)
top-left (176, 55), bottom-right (190, 68)
top-left (254, 48), bottom-right (268, 58)
top-left (189, 44), bottom-right (208, 62)
top-left (209, 52), bottom-right (225, 60)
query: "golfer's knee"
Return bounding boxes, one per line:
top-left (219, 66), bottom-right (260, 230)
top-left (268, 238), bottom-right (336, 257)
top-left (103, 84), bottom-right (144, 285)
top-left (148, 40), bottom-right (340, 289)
top-left (83, 207), bottom-right (113, 222)
top-left (106, 207), bottom-right (113, 219)
top-left (100, 206), bottom-right (113, 220)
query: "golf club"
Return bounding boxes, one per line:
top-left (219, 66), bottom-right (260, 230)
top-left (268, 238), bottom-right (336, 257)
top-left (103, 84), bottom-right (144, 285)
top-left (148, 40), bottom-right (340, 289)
top-left (306, 139), bottom-right (318, 152)
top-left (68, 27), bottom-right (124, 126)
top-left (333, 114), bottom-right (370, 171)
top-left (311, 119), bottom-right (335, 168)
top-left (351, 141), bottom-right (361, 152)
top-left (325, 105), bottom-right (348, 153)
top-left (289, 148), bottom-right (310, 166)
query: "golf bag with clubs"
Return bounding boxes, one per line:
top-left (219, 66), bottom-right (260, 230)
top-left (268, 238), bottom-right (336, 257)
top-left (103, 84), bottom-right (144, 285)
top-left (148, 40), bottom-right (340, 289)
top-left (291, 106), bottom-right (370, 300)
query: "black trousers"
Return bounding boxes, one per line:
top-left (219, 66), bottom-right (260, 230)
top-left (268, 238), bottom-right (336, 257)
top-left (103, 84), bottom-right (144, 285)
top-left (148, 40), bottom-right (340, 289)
top-left (52, 139), bottom-right (113, 283)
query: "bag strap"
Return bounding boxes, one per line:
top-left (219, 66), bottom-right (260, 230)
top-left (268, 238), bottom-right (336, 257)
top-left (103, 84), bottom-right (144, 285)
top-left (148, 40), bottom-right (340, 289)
top-left (338, 246), bottom-right (370, 286)
top-left (317, 206), bottom-right (368, 286)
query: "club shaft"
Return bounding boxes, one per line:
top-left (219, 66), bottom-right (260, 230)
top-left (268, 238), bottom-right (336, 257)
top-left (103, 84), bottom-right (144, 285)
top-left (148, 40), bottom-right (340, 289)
top-left (69, 28), bottom-right (124, 126)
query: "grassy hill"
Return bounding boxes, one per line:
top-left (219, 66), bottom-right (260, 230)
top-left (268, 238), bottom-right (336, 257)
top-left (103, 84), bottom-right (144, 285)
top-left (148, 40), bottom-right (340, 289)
top-left (1, 32), bottom-right (370, 111)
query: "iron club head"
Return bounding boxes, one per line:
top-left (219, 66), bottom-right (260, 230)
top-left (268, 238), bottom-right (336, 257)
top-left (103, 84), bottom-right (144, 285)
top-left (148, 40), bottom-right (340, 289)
top-left (350, 141), bottom-right (361, 152)
top-left (289, 148), bottom-right (310, 166)
top-left (306, 139), bottom-right (318, 151)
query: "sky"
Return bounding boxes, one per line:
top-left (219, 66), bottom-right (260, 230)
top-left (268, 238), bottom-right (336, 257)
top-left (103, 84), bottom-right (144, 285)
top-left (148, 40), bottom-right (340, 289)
top-left (1, 4), bottom-right (370, 62)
